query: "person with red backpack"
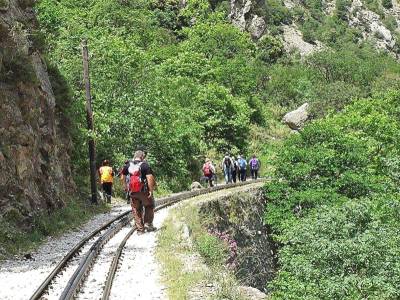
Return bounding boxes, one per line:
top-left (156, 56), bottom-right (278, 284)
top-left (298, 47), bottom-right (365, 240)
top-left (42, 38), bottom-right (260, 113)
top-left (202, 158), bottom-right (216, 187)
top-left (249, 155), bottom-right (261, 180)
top-left (122, 150), bottom-right (156, 234)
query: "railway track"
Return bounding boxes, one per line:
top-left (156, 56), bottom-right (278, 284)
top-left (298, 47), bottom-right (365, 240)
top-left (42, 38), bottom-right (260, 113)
top-left (30, 180), bottom-right (264, 300)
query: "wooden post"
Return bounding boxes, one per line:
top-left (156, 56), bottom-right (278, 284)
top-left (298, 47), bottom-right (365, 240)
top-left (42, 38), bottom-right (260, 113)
top-left (82, 39), bottom-right (98, 204)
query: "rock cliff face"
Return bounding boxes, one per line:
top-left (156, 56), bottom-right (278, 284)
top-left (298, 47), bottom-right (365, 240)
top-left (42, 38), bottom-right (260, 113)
top-left (0, 0), bottom-right (75, 221)
top-left (229, 0), bottom-right (400, 57)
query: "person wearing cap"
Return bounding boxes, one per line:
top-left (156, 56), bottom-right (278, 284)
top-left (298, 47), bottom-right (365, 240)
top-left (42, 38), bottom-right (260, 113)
top-left (122, 150), bottom-right (157, 234)
top-left (99, 160), bottom-right (114, 203)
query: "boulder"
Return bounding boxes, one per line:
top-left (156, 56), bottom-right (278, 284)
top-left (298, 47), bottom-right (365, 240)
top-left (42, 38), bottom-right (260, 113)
top-left (229, 0), bottom-right (253, 31)
top-left (190, 181), bottom-right (203, 190)
top-left (282, 103), bottom-right (309, 130)
top-left (248, 15), bottom-right (266, 39)
top-left (239, 286), bottom-right (267, 300)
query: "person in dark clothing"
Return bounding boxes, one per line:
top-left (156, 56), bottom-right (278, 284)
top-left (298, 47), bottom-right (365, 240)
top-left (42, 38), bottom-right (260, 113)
top-left (232, 158), bottom-right (239, 183)
top-left (249, 155), bottom-right (261, 180)
top-left (237, 155), bottom-right (247, 182)
top-left (122, 150), bottom-right (156, 234)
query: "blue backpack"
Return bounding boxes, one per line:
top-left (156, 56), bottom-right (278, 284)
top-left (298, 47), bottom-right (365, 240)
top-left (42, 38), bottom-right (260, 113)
top-left (239, 159), bottom-right (246, 170)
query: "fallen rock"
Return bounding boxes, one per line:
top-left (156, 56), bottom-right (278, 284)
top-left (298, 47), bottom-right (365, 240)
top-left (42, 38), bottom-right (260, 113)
top-left (239, 286), bottom-right (268, 300)
top-left (190, 181), bottom-right (203, 190)
top-left (282, 103), bottom-right (309, 130)
top-left (282, 25), bottom-right (323, 56)
top-left (248, 15), bottom-right (266, 39)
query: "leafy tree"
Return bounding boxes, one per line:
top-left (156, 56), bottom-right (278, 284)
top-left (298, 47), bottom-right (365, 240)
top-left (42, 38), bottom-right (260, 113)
top-left (264, 91), bottom-right (400, 298)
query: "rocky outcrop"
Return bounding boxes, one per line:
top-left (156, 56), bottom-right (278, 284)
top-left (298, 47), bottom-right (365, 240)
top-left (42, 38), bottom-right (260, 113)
top-left (282, 25), bottom-right (324, 57)
top-left (349, 0), bottom-right (396, 53)
top-left (282, 103), bottom-right (310, 130)
top-left (191, 181), bottom-right (203, 190)
top-left (0, 0), bottom-right (75, 221)
top-left (229, 0), bottom-right (266, 39)
top-left (199, 189), bottom-right (276, 292)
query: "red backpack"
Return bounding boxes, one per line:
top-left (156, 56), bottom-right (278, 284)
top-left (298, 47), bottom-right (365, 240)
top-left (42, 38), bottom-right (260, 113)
top-left (203, 162), bottom-right (212, 176)
top-left (128, 161), bottom-right (143, 193)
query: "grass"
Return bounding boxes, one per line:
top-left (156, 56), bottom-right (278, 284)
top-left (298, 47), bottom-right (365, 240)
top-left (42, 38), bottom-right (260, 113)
top-left (0, 198), bottom-right (109, 259)
top-left (156, 196), bottom-right (247, 299)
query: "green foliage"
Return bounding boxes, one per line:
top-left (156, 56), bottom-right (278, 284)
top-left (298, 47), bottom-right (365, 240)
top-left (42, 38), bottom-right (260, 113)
top-left (336, 0), bottom-right (351, 21)
top-left (264, 0), bottom-right (292, 25)
top-left (0, 199), bottom-right (108, 258)
top-left (382, 0), bottom-right (393, 9)
top-left (383, 15), bottom-right (397, 32)
top-left (0, 49), bottom-right (37, 84)
top-left (264, 91), bottom-right (400, 298)
top-left (257, 35), bottom-right (284, 64)
top-left (36, 0), bottom-right (263, 190)
top-left (364, 0), bottom-right (385, 17)
top-left (263, 44), bottom-right (400, 115)
top-left (196, 232), bottom-right (229, 265)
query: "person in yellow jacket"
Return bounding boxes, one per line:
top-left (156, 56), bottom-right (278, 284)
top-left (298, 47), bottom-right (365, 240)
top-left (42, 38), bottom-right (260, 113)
top-left (99, 160), bottom-right (114, 203)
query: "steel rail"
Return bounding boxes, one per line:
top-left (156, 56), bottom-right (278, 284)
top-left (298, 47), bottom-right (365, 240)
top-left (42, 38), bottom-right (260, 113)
top-left (101, 199), bottom-right (190, 300)
top-left (29, 210), bottom-right (131, 300)
top-left (30, 179), bottom-right (265, 300)
top-left (101, 179), bottom-right (265, 300)
top-left (59, 217), bottom-right (130, 300)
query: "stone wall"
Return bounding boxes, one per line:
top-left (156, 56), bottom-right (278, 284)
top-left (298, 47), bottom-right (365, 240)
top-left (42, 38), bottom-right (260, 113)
top-left (199, 188), bottom-right (277, 293)
top-left (0, 0), bottom-right (75, 221)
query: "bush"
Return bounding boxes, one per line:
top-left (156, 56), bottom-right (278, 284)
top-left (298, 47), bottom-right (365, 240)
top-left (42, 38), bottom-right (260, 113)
top-left (264, 0), bottom-right (292, 25)
top-left (196, 232), bottom-right (229, 265)
top-left (264, 91), bottom-right (400, 298)
top-left (382, 0), bottom-right (393, 9)
top-left (383, 15), bottom-right (397, 32)
top-left (0, 50), bottom-right (37, 84)
top-left (257, 35), bottom-right (284, 64)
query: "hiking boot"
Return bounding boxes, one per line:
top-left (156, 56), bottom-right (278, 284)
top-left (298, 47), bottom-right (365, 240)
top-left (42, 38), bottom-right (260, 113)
top-left (145, 223), bottom-right (157, 232)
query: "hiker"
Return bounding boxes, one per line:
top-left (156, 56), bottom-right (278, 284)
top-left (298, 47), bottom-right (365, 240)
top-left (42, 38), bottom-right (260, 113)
top-left (99, 160), bottom-right (114, 203)
top-left (221, 154), bottom-right (234, 184)
top-left (232, 157), bottom-right (239, 183)
top-left (119, 160), bottom-right (131, 204)
top-left (249, 155), bottom-right (261, 180)
top-left (237, 155), bottom-right (247, 182)
top-left (202, 158), bottom-right (216, 187)
top-left (122, 150), bottom-right (156, 234)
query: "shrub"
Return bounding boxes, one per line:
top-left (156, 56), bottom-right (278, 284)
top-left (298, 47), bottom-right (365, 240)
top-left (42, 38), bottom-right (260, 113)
top-left (257, 35), bottom-right (284, 64)
top-left (382, 0), bottom-right (393, 9)
top-left (196, 231), bottom-right (229, 265)
top-left (336, 0), bottom-right (351, 21)
top-left (264, 91), bottom-right (400, 298)
top-left (264, 0), bottom-right (292, 25)
top-left (382, 15), bottom-right (397, 32)
top-left (0, 50), bottom-right (37, 84)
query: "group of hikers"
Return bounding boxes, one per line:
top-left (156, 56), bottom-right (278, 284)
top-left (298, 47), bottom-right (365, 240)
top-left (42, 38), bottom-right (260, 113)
top-left (202, 154), bottom-right (261, 187)
top-left (98, 151), bottom-right (261, 234)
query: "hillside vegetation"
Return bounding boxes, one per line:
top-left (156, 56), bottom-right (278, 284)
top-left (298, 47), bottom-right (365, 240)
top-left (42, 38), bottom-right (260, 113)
top-left (36, 0), bottom-right (400, 190)
top-left (265, 91), bottom-right (400, 298)
top-left (32, 0), bottom-right (400, 297)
